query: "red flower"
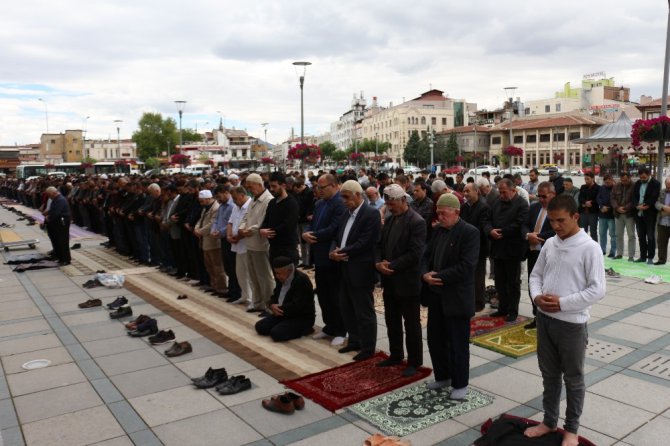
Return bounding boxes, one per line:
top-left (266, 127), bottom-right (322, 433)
top-left (261, 157), bottom-right (275, 164)
top-left (287, 144), bottom-right (321, 160)
top-left (455, 155), bottom-right (465, 163)
top-left (503, 145), bottom-right (523, 157)
top-left (349, 152), bottom-right (364, 160)
top-left (631, 116), bottom-right (670, 147)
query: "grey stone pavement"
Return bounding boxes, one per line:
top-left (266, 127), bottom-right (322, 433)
top-left (1, 206), bottom-right (670, 446)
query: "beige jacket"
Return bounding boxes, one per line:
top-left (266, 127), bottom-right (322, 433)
top-left (239, 189), bottom-right (273, 251)
top-left (197, 201), bottom-right (220, 251)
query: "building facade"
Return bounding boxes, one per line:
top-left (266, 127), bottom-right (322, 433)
top-left (330, 93), bottom-right (367, 150)
top-left (40, 130), bottom-right (84, 163)
top-left (85, 139), bottom-right (137, 161)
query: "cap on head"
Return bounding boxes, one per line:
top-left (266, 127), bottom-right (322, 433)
top-left (436, 193), bottom-right (460, 209)
top-left (198, 190), bottom-right (213, 199)
top-left (245, 173), bottom-right (263, 185)
top-left (383, 183), bottom-right (406, 200)
top-left (229, 173), bottom-right (239, 180)
top-left (272, 256), bottom-right (293, 269)
top-left (341, 179), bottom-right (363, 194)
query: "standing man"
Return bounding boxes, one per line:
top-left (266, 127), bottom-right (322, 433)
top-left (261, 172), bottom-right (300, 263)
top-left (597, 174), bottom-right (616, 257)
top-left (655, 177), bottom-right (670, 265)
top-left (610, 171), bottom-right (636, 260)
top-left (330, 180), bottom-right (381, 361)
top-left (375, 184), bottom-right (426, 377)
top-left (524, 182), bottom-right (556, 329)
top-left (293, 177), bottom-right (314, 269)
top-left (238, 174), bottom-right (275, 312)
top-left (211, 185), bottom-right (238, 301)
top-left (194, 189), bottom-right (227, 296)
top-left (304, 174), bottom-right (348, 346)
top-left (411, 180), bottom-right (434, 239)
top-left (422, 193), bottom-right (479, 400)
top-left (45, 186), bottom-right (71, 266)
top-left (578, 172), bottom-right (600, 241)
top-left (633, 167), bottom-right (661, 264)
top-left (525, 195), bottom-right (605, 446)
top-left (227, 186), bottom-right (253, 306)
top-left (483, 178), bottom-right (529, 322)
top-left (460, 182), bottom-right (490, 312)
top-left (524, 168), bottom-right (540, 204)
top-left (562, 178), bottom-right (580, 205)
top-left (548, 167), bottom-right (565, 195)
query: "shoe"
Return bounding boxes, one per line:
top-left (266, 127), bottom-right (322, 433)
top-left (283, 392), bottom-right (305, 410)
top-left (58, 261), bottom-right (71, 266)
top-left (614, 255), bottom-right (623, 259)
top-left (402, 365), bottom-right (418, 377)
top-left (331, 336), bottom-right (346, 347)
top-left (192, 367), bottom-right (227, 384)
top-left (258, 311), bottom-right (271, 318)
top-left (165, 341), bottom-right (193, 357)
top-left (505, 314), bottom-right (518, 323)
top-left (654, 261), bottom-right (666, 265)
top-left (628, 257), bottom-right (635, 262)
top-left (634, 258), bottom-right (647, 263)
top-left (125, 314), bottom-right (150, 330)
top-left (312, 331), bottom-right (330, 340)
top-left (149, 329), bottom-right (175, 345)
top-left (128, 318), bottom-right (158, 337)
top-left (647, 259), bottom-right (654, 265)
top-left (608, 252), bottom-right (616, 258)
top-left (216, 375), bottom-right (251, 395)
top-left (644, 275), bottom-right (662, 284)
top-left (489, 311), bottom-right (508, 318)
top-left (605, 268), bottom-right (621, 278)
top-left (524, 319), bottom-right (537, 329)
top-left (338, 344), bottom-right (361, 354)
top-left (71, 243), bottom-right (81, 250)
top-left (353, 351), bottom-right (374, 361)
top-left (192, 365), bottom-right (227, 387)
top-left (376, 358), bottom-right (402, 367)
top-left (262, 394), bottom-right (295, 414)
top-left (246, 308), bottom-right (263, 313)
top-left (225, 296), bottom-right (238, 303)
top-left (107, 296), bottom-right (128, 310)
top-left (78, 299), bottom-right (102, 309)
top-left (110, 306), bottom-right (133, 319)
top-left (177, 294), bottom-right (188, 300)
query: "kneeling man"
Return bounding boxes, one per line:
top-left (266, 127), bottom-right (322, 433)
top-left (255, 257), bottom-right (315, 342)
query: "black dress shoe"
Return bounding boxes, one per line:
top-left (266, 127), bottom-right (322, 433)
top-left (338, 344), bottom-right (361, 354)
top-left (128, 318), bottom-right (158, 337)
top-left (505, 314), bottom-right (519, 322)
top-left (353, 351), bottom-right (374, 361)
top-left (489, 311), bottom-right (508, 318)
top-left (216, 375), bottom-right (251, 395)
top-left (634, 258), bottom-right (647, 263)
top-left (110, 306), bottom-right (133, 319)
top-left (614, 255), bottom-right (623, 259)
top-left (193, 367), bottom-right (227, 388)
top-left (524, 318), bottom-right (537, 329)
top-left (165, 341), bottom-right (192, 357)
top-left (376, 358), bottom-right (402, 367)
top-left (654, 261), bottom-right (666, 265)
top-left (192, 367), bottom-right (226, 384)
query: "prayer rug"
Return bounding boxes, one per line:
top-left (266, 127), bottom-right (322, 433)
top-left (471, 323), bottom-right (537, 358)
top-left (470, 314), bottom-right (530, 337)
top-left (280, 351), bottom-right (432, 412)
top-left (349, 383), bottom-right (494, 436)
top-left (604, 257), bottom-right (670, 283)
top-left (476, 414), bottom-right (597, 446)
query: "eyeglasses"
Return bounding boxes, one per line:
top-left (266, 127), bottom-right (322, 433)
top-left (538, 195), bottom-right (548, 199)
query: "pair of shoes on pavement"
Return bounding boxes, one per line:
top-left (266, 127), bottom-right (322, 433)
top-left (107, 296), bottom-right (133, 319)
top-left (215, 375), bottom-right (251, 395)
top-left (192, 367), bottom-right (228, 388)
top-left (165, 341), bottom-right (192, 357)
top-left (78, 298), bottom-right (101, 309)
top-left (262, 391), bottom-right (305, 414)
top-left (127, 318), bottom-right (158, 337)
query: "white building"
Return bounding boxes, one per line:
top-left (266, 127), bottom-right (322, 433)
top-left (330, 93), bottom-right (367, 150)
top-left (84, 139), bottom-right (137, 161)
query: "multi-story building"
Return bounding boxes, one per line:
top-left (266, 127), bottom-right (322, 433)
top-left (39, 130), bottom-right (84, 163)
top-left (85, 139), bottom-right (137, 161)
top-left (439, 125), bottom-right (492, 164)
top-left (636, 95), bottom-right (670, 119)
top-left (330, 93), bottom-right (367, 150)
top-left (360, 89), bottom-right (476, 164)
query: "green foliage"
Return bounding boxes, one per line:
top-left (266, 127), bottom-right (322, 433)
top-left (319, 141), bottom-right (337, 158)
top-left (403, 131), bottom-right (422, 166)
top-left (181, 128), bottom-right (203, 143)
top-left (132, 113), bottom-right (179, 161)
top-left (444, 133), bottom-right (459, 163)
top-left (332, 150), bottom-right (347, 162)
top-left (144, 157), bottom-right (160, 169)
top-left (82, 156), bottom-right (97, 164)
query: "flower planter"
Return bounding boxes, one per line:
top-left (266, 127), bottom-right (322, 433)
top-left (641, 122), bottom-right (670, 143)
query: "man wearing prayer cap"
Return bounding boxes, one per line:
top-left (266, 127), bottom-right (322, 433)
top-left (195, 188), bottom-right (227, 296)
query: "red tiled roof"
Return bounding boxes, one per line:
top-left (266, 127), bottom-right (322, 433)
top-left (637, 96), bottom-right (670, 108)
top-left (492, 114), bottom-right (610, 131)
top-left (439, 125), bottom-right (491, 134)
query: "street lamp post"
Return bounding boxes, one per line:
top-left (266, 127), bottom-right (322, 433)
top-left (113, 120), bottom-right (123, 160)
top-left (261, 122), bottom-right (269, 159)
top-left (292, 61), bottom-right (312, 146)
top-left (175, 100), bottom-right (187, 150)
top-left (82, 116), bottom-right (90, 160)
top-left (504, 87), bottom-right (517, 168)
top-left (658, 1), bottom-right (670, 182)
top-left (38, 98), bottom-right (50, 157)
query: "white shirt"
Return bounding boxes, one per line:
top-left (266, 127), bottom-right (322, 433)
top-left (529, 229), bottom-right (605, 324)
top-left (229, 198), bottom-right (252, 254)
top-left (341, 201), bottom-right (364, 248)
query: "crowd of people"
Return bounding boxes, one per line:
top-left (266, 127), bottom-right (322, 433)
top-left (0, 163), bottom-right (627, 444)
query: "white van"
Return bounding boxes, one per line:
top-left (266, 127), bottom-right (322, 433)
top-left (183, 164), bottom-right (209, 176)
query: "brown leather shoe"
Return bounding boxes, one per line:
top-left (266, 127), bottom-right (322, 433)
top-left (78, 299), bottom-right (102, 309)
top-left (125, 314), bottom-right (150, 330)
top-left (262, 394), bottom-right (295, 414)
top-left (285, 392), bottom-right (305, 410)
top-left (165, 341), bottom-right (193, 357)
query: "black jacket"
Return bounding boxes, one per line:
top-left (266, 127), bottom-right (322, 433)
top-left (483, 193), bottom-right (529, 260)
top-left (633, 178), bottom-right (661, 220)
top-left (309, 193), bottom-right (347, 267)
top-left (578, 183), bottom-right (600, 214)
top-left (526, 202), bottom-right (555, 258)
top-left (271, 270), bottom-right (315, 322)
top-left (460, 199), bottom-right (490, 259)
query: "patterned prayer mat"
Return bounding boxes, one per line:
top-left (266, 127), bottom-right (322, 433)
top-left (349, 383), bottom-right (494, 436)
top-left (471, 323), bottom-right (537, 358)
top-left (604, 257), bottom-right (670, 282)
top-left (470, 314), bottom-right (530, 337)
top-left (281, 351), bottom-right (433, 412)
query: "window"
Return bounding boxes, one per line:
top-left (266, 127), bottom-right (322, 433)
top-left (526, 134), bottom-right (537, 143)
top-left (421, 117), bottom-right (426, 125)
top-left (431, 117), bottom-right (437, 125)
top-left (513, 135), bottom-right (523, 144)
top-left (555, 103), bottom-right (561, 112)
top-left (569, 132), bottom-right (581, 140)
top-left (553, 133), bottom-right (565, 142)
top-left (442, 118), bottom-right (447, 125)
top-left (525, 107), bottom-right (530, 115)
top-left (544, 105), bottom-right (550, 113)
top-left (540, 134), bottom-right (551, 142)
top-left (492, 136), bottom-right (502, 145)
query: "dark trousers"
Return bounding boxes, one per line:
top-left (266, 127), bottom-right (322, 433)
top-left (171, 237), bottom-right (187, 276)
top-left (474, 256), bottom-right (486, 310)
top-left (222, 240), bottom-right (240, 298)
top-left (657, 224), bottom-right (670, 263)
top-left (382, 288), bottom-right (422, 367)
top-left (527, 250), bottom-right (540, 316)
top-left (47, 218), bottom-right (71, 263)
top-left (255, 315), bottom-right (314, 342)
top-left (180, 231), bottom-right (199, 279)
top-left (635, 214), bottom-right (657, 260)
top-left (427, 293), bottom-right (470, 389)
top-left (131, 222), bottom-right (149, 263)
top-left (160, 231), bottom-right (175, 268)
top-left (493, 258), bottom-right (522, 317)
top-left (536, 312), bottom-right (587, 434)
top-left (579, 212), bottom-right (598, 242)
top-left (314, 265), bottom-right (345, 337)
top-left (339, 269), bottom-right (376, 353)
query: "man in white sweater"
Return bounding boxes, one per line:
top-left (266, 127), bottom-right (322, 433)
top-left (526, 194), bottom-right (605, 446)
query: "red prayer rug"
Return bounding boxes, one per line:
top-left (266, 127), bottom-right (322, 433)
top-left (280, 351), bottom-right (432, 412)
top-left (470, 314), bottom-right (530, 337)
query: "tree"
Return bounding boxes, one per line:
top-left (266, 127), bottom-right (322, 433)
top-left (403, 131), bottom-right (421, 166)
top-left (319, 141), bottom-right (337, 159)
top-left (181, 128), bottom-right (203, 144)
top-left (144, 157), bottom-right (160, 169)
top-left (332, 150), bottom-right (347, 162)
top-left (132, 113), bottom-right (179, 160)
top-left (443, 132), bottom-right (460, 164)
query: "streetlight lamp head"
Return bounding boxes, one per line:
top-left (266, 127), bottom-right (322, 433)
top-left (174, 100), bottom-right (187, 113)
top-left (292, 61), bottom-right (312, 66)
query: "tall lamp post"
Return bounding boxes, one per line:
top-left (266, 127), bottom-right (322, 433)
top-left (504, 86), bottom-right (517, 167)
top-left (82, 116), bottom-right (90, 160)
top-left (38, 98), bottom-right (50, 157)
top-left (292, 61), bottom-right (312, 146)
top-left (175, 100), bottom-right (187, 150)
top-left (113, 120), bottom-right (123, 160)
top-left (658, 1), bottom-right (670, 182)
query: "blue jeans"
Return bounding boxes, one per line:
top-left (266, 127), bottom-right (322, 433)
top-left (598, 218), bottom-right (616, 254)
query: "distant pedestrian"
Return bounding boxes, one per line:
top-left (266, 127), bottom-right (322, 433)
top-left (596, 174), bottom-right (616, 257)
top-left (633, 167), bottom-right (660, 264)
top-left (610, 172), bottom-right (636, 260)
top-left (578, 172), bottom-right (599, 241)
top-left (655, 177), bottom-right (670, 265)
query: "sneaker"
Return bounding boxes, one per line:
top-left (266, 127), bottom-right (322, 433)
top-left (644, 275), bottom-right (662, 284)
top-left (605, 268), bottom-right (621, 278)
top-left (149, 329), bottom-right (176, 345)
top-left (107, 296), bottom-right (128, 310)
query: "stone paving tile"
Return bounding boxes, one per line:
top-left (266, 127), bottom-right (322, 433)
top-left (0, 318), bottom-right (50, 339)
top-left (231, 397), bottom-right (333, 438)
top-left (619, 312), bottom-right (670, 332)
top-left (71, 321), bottom-right (129, 342)
top-left (0, 332), bottom-right (61, 356)
top-left (0, 299), bottom-right (40, 312)
top-left (0, 306), bottom-right (42, 322)
top-left (174, 351), bottom-right (255, 379)
top-left (1, 346), bottom-right (73, 375)
top-left (128, 385), bottom-right (223, 427)
top-left (60, 309), bottom-right (115, 327)
top-left (0, 293), bottom-right (30, 304)
top-left (623, 416), bottom-right (670, 446)
top-left (596, 322), bottom-right (666, 345)
top-left (110, 364), bottom-right (192, 399)
top-left (82, 335), bottom-right (148, 358)
top-left (89, 436), bottom-right (134, 446)
top-left (13, 381), bottom-right (102, 423)
top-left (283, 422), bottom-right (372, 446)
top-left (0, 426), bottom-right (25, 446)
top-left (451, 392), bottom-right (518, 428)
top-left (0, 398), bottom-right (19, 430)
top-left (154, 408), bottom-right (263, 446)
top-left (208, 368), bottom-right (286, 407)
top-left (95, 347), bottom-right (170, 376)
top-left (598, 295), bottom-right (643, 309)
top-left (588, 373), bottom-right (670, 413)
top-left (6, 362), bottom-right (87, 396)
top-left (22, 405), bottom-right (125, 446)
top-left (164, 336), bottom-right (228, 363)
top-left (470, 367), bottom-right (544, 404)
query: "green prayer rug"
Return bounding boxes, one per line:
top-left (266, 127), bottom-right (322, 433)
top-left (604, 257), bottom-right (670, 282)
top-left (348, 383), bottom-right (494, 436)
top-left (471, 323), bottom-right (537, 358)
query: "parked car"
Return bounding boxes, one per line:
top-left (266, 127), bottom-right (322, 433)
top-left (578, 165), bottom-right (601, 175)
top-left (467, 165), bottom-right (499, 176)
top-left (443, 165), bottom-right (466, 174)
top-left (538, 164), bottom-right (566, 175)
top-left (500, 165), bottom-right (529, 175)
top-left (402, 165), bottom-right (421, 174)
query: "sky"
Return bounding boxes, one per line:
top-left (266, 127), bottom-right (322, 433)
top-left (0, 0), bottom-right (668, 148)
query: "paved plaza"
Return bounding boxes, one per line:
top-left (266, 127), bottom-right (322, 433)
top-left (1, 204), bottom-right (670, 446)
